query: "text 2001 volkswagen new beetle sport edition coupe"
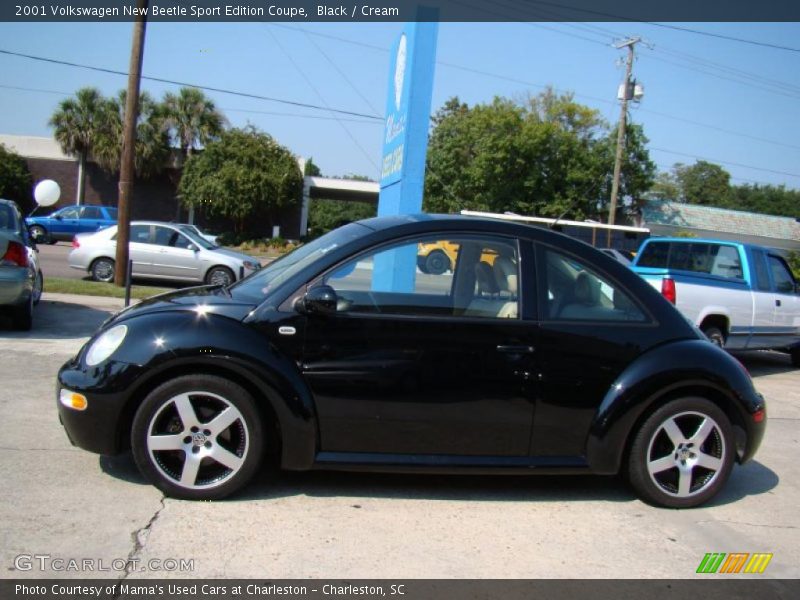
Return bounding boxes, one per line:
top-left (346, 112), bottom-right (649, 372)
top-left (57, 215), bottom-right (766, 508)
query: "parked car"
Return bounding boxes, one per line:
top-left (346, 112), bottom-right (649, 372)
top-left (176, 223), bottom-right (218, 246)
top-left (26, 204), bottom-right (117, 244)
top-left (632, 237), bottom-right (800, 363)
top-left (1, 199), bottom-right (43, 330)
top-left (57, 214), bottom-right (765, 507)
top-left (68, 221), bottom-right (261, 286)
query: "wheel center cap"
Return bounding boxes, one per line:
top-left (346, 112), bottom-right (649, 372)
top-left (192, 432), bottom-right (207, 447)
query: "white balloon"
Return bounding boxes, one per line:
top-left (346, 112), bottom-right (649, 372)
top-left (34, 179), bottom-right (61, 207)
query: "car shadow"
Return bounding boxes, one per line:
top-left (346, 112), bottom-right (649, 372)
top-left (733, 350), bottom-right (796, 377)
top-left (99, 453), bottom-right (779, 507)
top-left (0, 299), bottom-right (113, 338)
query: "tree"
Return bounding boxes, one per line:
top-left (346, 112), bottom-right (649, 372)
top-left (675, 160), bottom-right (732, 205)
top-left (646, 170), bottom-right (681, 201)
top-left (726, 183), bottom-right (800, 218)
top-left (162, 87), bottom-right (225, 162)
top-left (423, 90), bottom-right (655, 222)
top-left (179, 127), bottom-right (302, 233)
top-left (49, 87), bottom-right (110, 204)
top-left (304, 157), bottom-right (322, 176)
top-left (93, 90), bottom-right (170, 179)
top-left (0, 143), bottom-right (33, 212)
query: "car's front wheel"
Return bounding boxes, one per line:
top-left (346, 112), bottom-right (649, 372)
top-left (90, 257), bottom-right (115, 283)
top-left (627, 397), bottom-right (734, 508)
top-left (205, 266), bottom-right (235, 287)
top-left (131, 375), bottom-right (264, 500)
top-left (702, 325), bottom-right (725, 348)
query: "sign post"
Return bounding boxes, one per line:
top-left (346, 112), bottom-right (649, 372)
top-left (374, 9), bottom-right (438, 292)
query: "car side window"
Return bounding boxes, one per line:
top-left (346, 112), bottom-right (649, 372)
top-left (545, 249), bottom-right (646, 322)
top-left (153, 226), bottom-right (176, 247)
top-left (58, 207), bottom-right (80, 219)
top-left (129, 224), bottom-right (151, 244)
top-left (751, 249), bottom-right (772, 292)
top-left (81, 206), bottom-right (102, 219)
top-left (322, 235), bottom-right (519, 319)
top-left (172, 233), bottom-right (195, 250)
top-left (768, 255), bottom-right (796, 294)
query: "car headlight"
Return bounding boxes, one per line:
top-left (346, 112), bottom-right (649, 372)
top-left (243, 260), bottom-right (260, 271)
top-left (85, 325), bottom-right (128, 366)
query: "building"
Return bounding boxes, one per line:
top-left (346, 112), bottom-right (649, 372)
top-left (641, 199), bottom-right (800, 252)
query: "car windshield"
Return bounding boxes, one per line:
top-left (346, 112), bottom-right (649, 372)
top-left (229, 222), bottom-right (370, 303)
top-left (0, 203), bottom-right (20, 232)
top-left (178, 226), bottom-right (216, 249)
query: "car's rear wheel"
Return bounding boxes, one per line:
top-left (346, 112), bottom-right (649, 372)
top-left (131, 375), bottom-right (264, 500)
top-left (90, 258), bottom-right (115, 283)
top-left (32, 270), bottom-right (43, 305)
top-left (206, 266), bottom-right (235, 286)
top-left (12, 294), bottom-right (33, 331)
top-left (29, 225), bottom-right (48, 244)
top-left (424, 250), bottom-right (451, 275)
top-left (790, 347), bottom-right (800, 368)
top-left (627, 397), bottom-right (734, 508)
top-left (702, 325), bottom-right (725, 348)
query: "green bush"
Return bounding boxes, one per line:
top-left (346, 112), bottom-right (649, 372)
top-left (307, 198), bottom-right (376, 239)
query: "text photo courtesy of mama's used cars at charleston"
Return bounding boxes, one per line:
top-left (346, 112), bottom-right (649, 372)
top-left (57, 215), bottom-right (766, 509)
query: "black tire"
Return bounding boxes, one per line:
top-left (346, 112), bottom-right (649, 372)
top-left (702, 325), bottom-right (725, 348)
top-left (12, 295), bottom-right (33, 331)
top-left (205, 265), bottom-right (235, 286)
top-left (90, 257), bottom-right (115, 283)
top-left (28, 225), bottom-right (48, 244)
top-left (32, 270), bottom-right (43, 306)
top-left (627, 397), bottom-right (734, 508)
top-left (424, 250), bottom-right (451, 276)
top-left (131, 375), bottom-right (265, 500)
top-left (790, 347), bottom-right (800, 368)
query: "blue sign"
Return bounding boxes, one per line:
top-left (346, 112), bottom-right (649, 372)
top-left (374, 10), bottom-right (438, 292)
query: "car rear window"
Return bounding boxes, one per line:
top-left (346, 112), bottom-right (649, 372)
top-left (637, 242), bottom-right (743, 280)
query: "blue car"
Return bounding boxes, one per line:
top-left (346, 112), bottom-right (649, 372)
top-left (26, 205), bottom-right (118, 244)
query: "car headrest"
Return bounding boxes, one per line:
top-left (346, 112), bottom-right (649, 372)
top-left (574, 271), bottom-right (600, 306)
top-left (475, 261), bottom-right (499, 295)
top-left (494, 257), bottom-right (518, 295)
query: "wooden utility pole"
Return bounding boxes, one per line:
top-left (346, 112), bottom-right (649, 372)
top-left (607, 36), bottom-right (641, 247)
top-left (115, 0), bottom-right (149, 286)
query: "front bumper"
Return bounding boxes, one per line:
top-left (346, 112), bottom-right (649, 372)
top-left (57, 356), bottom-right (146, 455)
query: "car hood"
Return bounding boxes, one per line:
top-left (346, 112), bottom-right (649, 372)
top-left (107, 285), bottom-right (258, 326)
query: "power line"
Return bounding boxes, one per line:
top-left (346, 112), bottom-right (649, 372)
top-left (650, 147), bottom-right (800, 179)
top-left (0, 48), bottom-right (383, 121)
top-left (264, 26), bottom-right (380, 174)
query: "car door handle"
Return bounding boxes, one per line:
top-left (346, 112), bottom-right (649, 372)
top-left (496, 345), bottom-right (536, 354)
top-left (776, 299), bottom-right (782, 307)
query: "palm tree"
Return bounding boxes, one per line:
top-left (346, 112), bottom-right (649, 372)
top-left (94, 90), bottom-right (170, 179)
top-left (163, 87), bottom-right (225, 160)
top-left (162, 87), bottom-right (225, 223)
top-left (49, 87), bottom-right (111, 205)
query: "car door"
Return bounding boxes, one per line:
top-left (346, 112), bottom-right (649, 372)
top-left (149, 225), bottom-right (203, 281)
top-left (49, 206), bottom-right (80, 239)
top-left (78, 206), bottom-right (104, 234)
top-left (300, 232), bottom-right (537, 460)
top-left (531, 245), bottom-right (663, 459)
top-left (767, 253), bottom-right (800, 346)
top-left (124, 224), bottom-right (156, 277)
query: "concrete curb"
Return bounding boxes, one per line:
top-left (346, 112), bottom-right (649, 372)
top-left (41, 292), bottom-right (137, 310)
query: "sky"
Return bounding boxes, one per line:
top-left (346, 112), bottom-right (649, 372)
top-left (0, 20), bottom-right (798, 192)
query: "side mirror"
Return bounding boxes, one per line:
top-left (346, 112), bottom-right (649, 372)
top-left (190, 244), bottom-right (199, 253)
top-left (299, 285), bottom-right (338, 316)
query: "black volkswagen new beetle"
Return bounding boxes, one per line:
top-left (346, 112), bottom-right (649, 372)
top-left (57, 215), bottom-right (766, 507)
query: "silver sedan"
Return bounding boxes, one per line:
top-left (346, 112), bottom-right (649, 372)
top-left (69, 221), bottom-right (262, 286)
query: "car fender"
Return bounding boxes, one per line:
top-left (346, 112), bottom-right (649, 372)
top-left (108, 312), bottom-right (318, 470)
top-left (695, 306), bottom-right (731, 330)
top-left (585, 339), bottom-right (763, 474)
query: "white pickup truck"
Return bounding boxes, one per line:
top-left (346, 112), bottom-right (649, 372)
top-left (632, 237), bottom-right (800, 365)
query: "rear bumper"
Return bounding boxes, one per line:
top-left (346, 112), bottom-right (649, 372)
top-left (0, 268), bottom-right (32, 306)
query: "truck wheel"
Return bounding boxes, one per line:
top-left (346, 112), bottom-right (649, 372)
top-left (702, 326), bottom-right (725, 348)
top-left (424, 250), bottom-right (451, 275)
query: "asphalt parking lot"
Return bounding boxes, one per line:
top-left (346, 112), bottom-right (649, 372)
top-left (0, 294), bottom-right (798, 579)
